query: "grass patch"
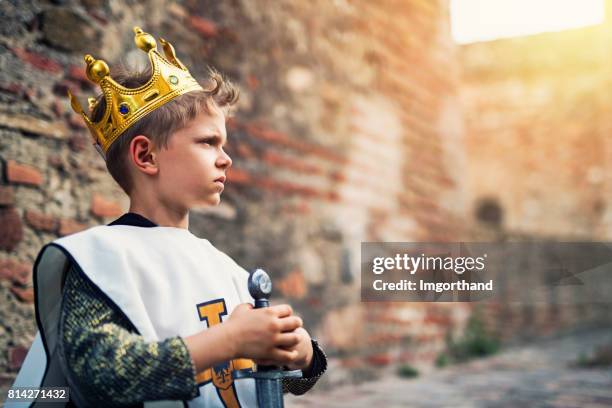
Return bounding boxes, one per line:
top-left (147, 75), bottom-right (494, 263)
top-left (574, 344), bottom-right (612, 368)
top-left (397, 364), bottom-right (419, 378)
top-left (436, 309), bottom-right (500, 366)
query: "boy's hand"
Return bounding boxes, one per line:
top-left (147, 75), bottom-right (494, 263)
top-left (226, 303), bottom-right (303, 366)
top-left (255, 327), bottom-right (314, 371)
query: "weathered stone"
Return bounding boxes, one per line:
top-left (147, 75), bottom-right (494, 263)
top-left (0, 112), bottom-right (68, 140)
top-left (285, 66), bottom-right (314, 92)
top-left (81, 0), bottom-right (108, 10)
top-left (167, 2), bottom-right (188, 19)
top-left (40, 8), bottom-right (102, 53)
top-left (192, 202), bottom-right (237, 220)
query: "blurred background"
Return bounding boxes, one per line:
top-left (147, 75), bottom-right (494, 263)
top-left (0, 0), bottom-right (611, 406)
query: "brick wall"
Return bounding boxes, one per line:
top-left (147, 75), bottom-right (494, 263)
top-left (0, 0), bottom-right (493, 393)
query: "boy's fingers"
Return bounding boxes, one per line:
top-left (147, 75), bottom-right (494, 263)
top-left (274, 332), bottom-right (300, 348)
top-left (269, 304), bottom-right (293, 318)
top-left (270, 348), bottom-right (299, 365)
top-left (278, 316), bottom-right (303, 332)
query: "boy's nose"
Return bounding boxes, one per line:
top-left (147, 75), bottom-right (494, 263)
top-left (217, 149), bottom-right (232, 169)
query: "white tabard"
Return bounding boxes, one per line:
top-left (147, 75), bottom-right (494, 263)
top-left (6, 225), bottom-right (258, 408)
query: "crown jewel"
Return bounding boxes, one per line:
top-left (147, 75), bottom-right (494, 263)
top-left (67, 27), bottom-right (204, 156)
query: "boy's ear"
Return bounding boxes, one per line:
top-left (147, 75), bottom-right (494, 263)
top-left (129, 135), bottom-right (159, 176)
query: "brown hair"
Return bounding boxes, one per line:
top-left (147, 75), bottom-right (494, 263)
top-left (90, 65), bottom-right (239, 194)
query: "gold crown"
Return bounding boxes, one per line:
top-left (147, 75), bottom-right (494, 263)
top-left (67, 26), bottom-right (204, 156)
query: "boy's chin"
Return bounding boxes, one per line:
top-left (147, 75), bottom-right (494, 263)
top-left (195, 195), bottom-right (221, 208)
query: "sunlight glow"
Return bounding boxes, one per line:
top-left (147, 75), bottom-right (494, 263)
top-left (450, 0), bottom-right (605, 44)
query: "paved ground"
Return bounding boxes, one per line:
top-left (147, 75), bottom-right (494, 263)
top-left (287, 330), bottom-right (612, 408)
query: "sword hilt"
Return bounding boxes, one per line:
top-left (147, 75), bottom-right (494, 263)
top-left (232, 268), bottom-right (302, 408)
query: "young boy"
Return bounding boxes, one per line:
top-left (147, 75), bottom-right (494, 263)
top-left (8, 27), bottom-right (326, 407)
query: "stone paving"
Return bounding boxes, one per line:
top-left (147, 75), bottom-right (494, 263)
top-left (287, 330), bottom-right (612, 408)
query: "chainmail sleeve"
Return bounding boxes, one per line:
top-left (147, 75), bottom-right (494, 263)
top-left (58, 264), bottom-right (200, 406)
top-left (282, 339), bottom-right (328, 395)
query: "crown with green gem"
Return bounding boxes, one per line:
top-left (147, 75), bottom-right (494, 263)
top-left (67, 26), bottom-right (204, 156)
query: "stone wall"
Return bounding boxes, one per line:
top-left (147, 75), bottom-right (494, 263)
top-left (459, 3), bottom-right (612, 348)
top-left (0, 0), bottom-right (467, 391)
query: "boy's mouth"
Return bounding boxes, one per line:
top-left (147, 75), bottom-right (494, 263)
top-left (214, 176), bottom-right (226, 183)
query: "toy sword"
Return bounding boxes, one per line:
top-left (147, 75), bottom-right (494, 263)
top-left (233, 268), bottom-right (302, 407)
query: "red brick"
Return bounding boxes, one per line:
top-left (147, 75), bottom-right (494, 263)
top-left (226, 118), bottom-right (238, 131)
top-left (10, 286), bottom-right (34, 304)
top-left (68, 114), bottom-right (87, 130)
top-left (8, 345), bottom-right (29, 370)
top-left (188, 16), bottom-right (218, 38)
top-left (339, 357), bottom-right (364, 369)
top-left (326, 191), bottom-right (340, 202)
top-left (262, 151), bottom-right (322, 174)
top-left (0, 259), bottom-right (31, 286)
top-left (236, 142), bottom-right (255, 159)
top-left (241, 121), bottom-right (346, 163)
top-left (52, 79), bottom-right (81, 97)
top-left (423, 313), bottom-right (451, 326)
top-left (0, 82), bottom-right (35, 101)
top-left (24, 210), bottom-right (58, 233)
top-left (0, 208), bottom-right (23, 251)
top-left (227, 168), bottom-right (252, 184)
top-left (47, 154), bottom-right (66, 171)
top-left (329, 171), bottom-right (347, 182)
top-left (306, 296), bottom-right (321, 307)
top-left (52, 99), bottom-right (65, 116)
top-left (59, 218), bottom-right (87, 236)
top-left (68, 134), bottom-right (89, 152)
top-left (0, 82), bottom-right (25, 95)
top-left (366, 353), bottom-right (392, 366)
top-left (91, 194), bottom-right (123, 218)
top-left (246, 74), bottom-right (259, 90)
top-left (87, 9), bottom-right (108, 25)
top-left (276, 270), bottom-right (307, 299)
top-left (254, 177), bottom-right (323, 198)
top-left (281, 202), bottom-right (311, 215)
top-left (0, 185), bottom-right (15, 206)
top-left (67, 65), bottom-right (89, 84)
top-left (5, 160), bottom-right (43, 186)
top-left (12, 47), bottom-right (62, 73)
top-left (218, 27), bottom-right (240, 43)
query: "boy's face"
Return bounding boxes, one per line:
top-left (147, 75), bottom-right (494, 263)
top-left (156, 106), bottom-right (232, 210)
